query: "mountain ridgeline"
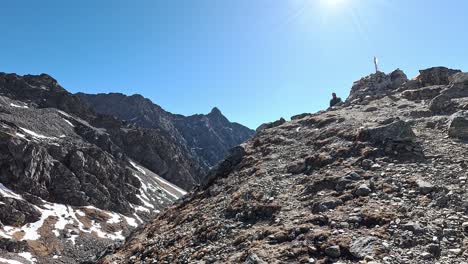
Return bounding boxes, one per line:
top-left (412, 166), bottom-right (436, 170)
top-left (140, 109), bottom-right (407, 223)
top-left (0, 72), bottom-right (253, 263)
top-left (76, 93), bottom-right (255, 174)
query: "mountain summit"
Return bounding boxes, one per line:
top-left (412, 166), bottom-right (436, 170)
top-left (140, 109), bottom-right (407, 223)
top-left (99, 67), bottom-right (468, 263)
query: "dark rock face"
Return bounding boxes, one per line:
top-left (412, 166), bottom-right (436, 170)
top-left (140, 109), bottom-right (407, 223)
top-left (76, 93), bottom-right (255, 171)
top-left (172, 107), bottom-right (254, 168)
top-left (0, 74), bottom-right (218, 191)
top-left (419, 67), bottom-right (461, 86)
top-left (0, 73), bottom-right (94, 120)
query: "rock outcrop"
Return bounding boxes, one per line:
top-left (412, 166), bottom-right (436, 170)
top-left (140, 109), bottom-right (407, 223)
top-left (99, 67), bottom-right (468, 264)
top-left (347, 69), bottom-right (408, 103)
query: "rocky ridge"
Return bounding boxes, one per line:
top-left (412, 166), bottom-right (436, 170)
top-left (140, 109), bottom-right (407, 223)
top-left (76, 92), bottom-right (255, 176)
top-left (99, 67), bottom-right (468, 264)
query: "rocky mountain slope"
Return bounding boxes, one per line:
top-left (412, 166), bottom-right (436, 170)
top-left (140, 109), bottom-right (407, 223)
top-left (76, 92), bottom-right (255, 174)
top-left (0, 72), bottom-right (251, 264)
top-left (99, 67), bottom-right (468, 264)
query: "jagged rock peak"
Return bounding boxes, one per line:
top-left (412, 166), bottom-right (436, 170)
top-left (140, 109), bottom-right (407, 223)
top-left (209, 106), bottom-right (222, 116)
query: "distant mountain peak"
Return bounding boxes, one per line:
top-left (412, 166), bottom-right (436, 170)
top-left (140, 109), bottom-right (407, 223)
top-left (209, 106), bottom-right (222, 115)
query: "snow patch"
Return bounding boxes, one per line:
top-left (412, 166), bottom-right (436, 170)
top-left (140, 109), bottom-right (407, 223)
top-left (0, 183), bottom-right (24, 201)
top-left (63, 118), bottom-right (74, 127)
top-left (57, 110), bottom-right (71, 118)
top-left (130, 161), bottom-right (146, 175)
top-left (18, 252), bottom-right (36, 263)
top-left (124, 216), bottom-right (138, 228)
top-left (10, 103), bottom-right (28, 109)
top-left (106, 212), bottom-right (121, 224)
top-left (19, 127), bottom-right (56, 140)
top-left (3, 202), bottom-right (129, 243)
top-left (0, 257), bottom-right (23, 264)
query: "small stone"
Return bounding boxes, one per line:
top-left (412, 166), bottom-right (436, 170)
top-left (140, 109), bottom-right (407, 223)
top-left (401, 222), bottom-right (426, 235)
top-left (361, 159), bottom-right (373, 169)
top-left (462, 222), bottom-right (468, 230)
top-left (416, 180), bottom-right (434, 194)
top-left (448, 248), bottom-right (462, 255)
top-left (348, 216), bottom-right (362, 224)
top-left (355, 184), bottom-right (372, 196)
top-left (324, 245), bottom-right (341, 258)
top-left (427, 243), bottom-right (441, 257)
top-left (421, 252), bottom-right (432, 259)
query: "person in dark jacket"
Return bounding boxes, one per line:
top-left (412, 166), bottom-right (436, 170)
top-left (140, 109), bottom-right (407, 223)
top-left (329, 93), bottom-right (343, 107)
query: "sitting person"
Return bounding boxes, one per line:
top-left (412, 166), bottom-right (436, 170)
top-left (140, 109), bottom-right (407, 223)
top-left (329, 92), bottom-right (343, 107)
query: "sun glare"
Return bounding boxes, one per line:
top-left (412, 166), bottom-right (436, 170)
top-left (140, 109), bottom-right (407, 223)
top-left (321, 0), bottom-right (349, 9)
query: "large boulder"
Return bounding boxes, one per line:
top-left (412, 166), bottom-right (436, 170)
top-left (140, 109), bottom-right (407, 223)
top-left (347, 69), bottom-right (408, 103)
top-left (419, 67), bottom-right (461, 86)
top-left (448, 111), bottom-right (468, 140)
top-left (429, 94), bottom-right (455, 114)
top-left (358, 120), bottom-right (416, 144)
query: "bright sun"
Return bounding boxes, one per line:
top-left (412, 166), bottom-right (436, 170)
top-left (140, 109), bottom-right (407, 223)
top-left (321, 0), bottom-right (349, 9)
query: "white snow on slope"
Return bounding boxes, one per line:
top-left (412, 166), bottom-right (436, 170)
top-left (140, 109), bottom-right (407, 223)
top-left (56, 110), bottom-right (71, 118)
top-left (1, 189), bottom-right (134, 244)
top-left (0, 257), bottom-right (23, 264)
top-left (62, 118), bottom-right (74, 127)
top-left (18, 252), bottom-right (36, 263)
top-left (19, 127), bottom-right (56, 140)
top-left (10, 103), bottom-right (28, 109)
top-left (130, 160), bottom-right (187, 200)
top-left (106, 212), bottom-right (121, 224)
top-left (130, 161), bottom-right (146, 175)
top-left (123, 216), bottom-right (138, 228)
top-left (0, 184), bottom-right (24, 201)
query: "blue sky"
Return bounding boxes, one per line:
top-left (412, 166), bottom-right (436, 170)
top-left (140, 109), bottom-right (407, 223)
top-left (1, 0), bottom-right (468, 128)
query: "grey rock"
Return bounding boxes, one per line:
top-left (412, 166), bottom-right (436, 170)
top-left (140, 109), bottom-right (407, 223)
top-left (244, 253), bottom-right (267, 264)
top-left (348, 69), bottom-right (408, 102)
top-left (419, 67), bottom-right (461, 86)
top-left (358, 120), bottom-right (416, 144)
top-left (355, 184), bottom-right (372, 196)
top-left (349, 236), bottom-right (381, 259)
top-left (427, 244), bottom-right (441, 257)
top-left (314, 199), bottom-right (343, 213)
top-left (448, 111), bottom-right (468, 140)
top-left (401, 222), bottom-right (426, 235)
top-left (324, 245), bottom-right (341, 258)
top-left (449, 72), bottom-right (468, 84)
top-left (416, 180), bottom-right (434, 194)
top-left (287, 162), bottom-right (307, 174)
